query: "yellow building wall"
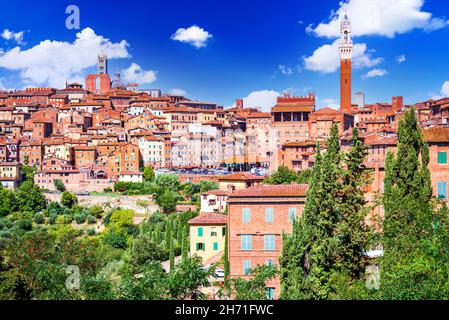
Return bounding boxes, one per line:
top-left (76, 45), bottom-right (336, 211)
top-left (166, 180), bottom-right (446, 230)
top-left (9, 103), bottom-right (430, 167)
top-left (190, 224), bottom-right (226, 263)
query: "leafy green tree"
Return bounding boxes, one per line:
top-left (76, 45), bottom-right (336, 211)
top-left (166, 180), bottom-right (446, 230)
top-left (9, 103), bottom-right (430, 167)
top-left (16, 180), bottom-right (46, 213)
top-left (60, 192), bottom-right (78, 208)
top-left (53, 179), bottom-right (66, 192)
top-left (155, 174), bottom-right (180, 191)
top-left (0, 187), bottom-right (19, 217)
top-left (218, 265), bottom-right (277, 300)
top-left (143, 166), bottom-right (155, 182)
top-left (21, 165), bottom-right (36, 183)
top-left (164, 256), bottom-right (211, 299)
top-left (264, 166), bottom-right (300, 185)
top-left (129, 234), bottom-right (166, 273)
top-left (199, 180), bottom-right (219, 193)
top-left (156, 190), bottom-right (178, 214)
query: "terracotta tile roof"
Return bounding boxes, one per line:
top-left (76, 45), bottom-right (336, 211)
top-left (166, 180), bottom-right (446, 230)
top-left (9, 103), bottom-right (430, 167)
top-left (312, 107), bottom-right (342, 115)
top-left (201, 189), bottom-right (228, 196)
top-left (119, 171), bottom-right (143, 175)
top-left (423, 127), bottom-right (449, 143)
top-left (246, 112), bottom-right (272, 118)
top-left (364, 135), bottom-right (398, 146)
top-left (217, 172), bottom-right (265, 181)
top-left (283, 140), bottom-right (316, 147)
top-left (188, 212), bottom-right (228, 225)
top-left (230, 184), bottom-right (308, 198)
top-left (272, 104), bottom-right (314, 112)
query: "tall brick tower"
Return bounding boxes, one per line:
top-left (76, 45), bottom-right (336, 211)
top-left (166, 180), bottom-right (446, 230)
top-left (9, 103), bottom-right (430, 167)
top-left (339, 14), bottom-right (353, 114)
top-left (86, 53), bottom-right (111, 94)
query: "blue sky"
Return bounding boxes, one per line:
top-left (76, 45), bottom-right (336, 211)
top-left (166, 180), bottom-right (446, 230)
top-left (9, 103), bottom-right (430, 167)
top-left (0, 0), bottom-right (449, 110)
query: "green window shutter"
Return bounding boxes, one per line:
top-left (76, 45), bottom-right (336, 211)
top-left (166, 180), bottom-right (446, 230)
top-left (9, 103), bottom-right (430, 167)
top-left (198, 227), bottom-right (203, 237)
top-left (196, 243), bottom-right (199, 251)
top-left (438, 152), bottom-right (447, 164)
top-left (213, 242), bottom-right (218, 250)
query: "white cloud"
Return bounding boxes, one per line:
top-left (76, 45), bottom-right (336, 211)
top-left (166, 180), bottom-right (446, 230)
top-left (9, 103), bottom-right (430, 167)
top-left (171, 25), bottom-right (212, 48)
top-left (232, 90), bottom-right (280, 112)
top-left (308, 0), bottom-right (448, 39)
top-left (363, 68), bottom-right (388, 79)
top-left (442, 81), bottom-right (449, 97)
top-left (169, 88), bottom-right (187, 96)
top-left (1, 29), bottom-right (25, 45)
top-left (320, 98), bottom-right (339, 110)
top-left (434, 81), bottom-right (449, 99)
top-left (0, 27), bottom-right (130, 88)
top-left (121, 63), bottom-right (157, 85)
top-left (303, 39), bottom-right (382, 73)
top-left (396, 54), bottom-right (406, 64)
top-left (278, 65), bottom-right (293, 76)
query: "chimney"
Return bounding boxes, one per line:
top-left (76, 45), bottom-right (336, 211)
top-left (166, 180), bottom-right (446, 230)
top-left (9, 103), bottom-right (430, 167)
top-left (236, 99), bottom-right (243, 110)
top-left (392, 96), bottom-right (403, 113)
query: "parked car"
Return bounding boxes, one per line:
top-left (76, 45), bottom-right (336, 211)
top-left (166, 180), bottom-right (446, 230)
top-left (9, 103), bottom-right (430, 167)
top-left (214, 268), bottom-right (225, 278)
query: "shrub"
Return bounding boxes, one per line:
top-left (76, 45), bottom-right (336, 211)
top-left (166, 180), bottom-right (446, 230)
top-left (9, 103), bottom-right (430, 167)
top-left (61, 192), bottom-right (78, 208)
top-left (89, 205), bottom-right (104, 218)
top-left (17, 219), bottom-right (32, 231)
top-left (34, 213), bottom-right (45, 224)
top-left (87, 228), bottom-right (96, 236)
top-left (48, 212), bottom-right (58, 224)
top-left (75, 213), bottom-right (87, 224)
top-left (54, 179), bottom-right (66, 192)
top-left (103, 187), bottom-right (113, 193)
top-left (86, 215), bottom-right (96, 224)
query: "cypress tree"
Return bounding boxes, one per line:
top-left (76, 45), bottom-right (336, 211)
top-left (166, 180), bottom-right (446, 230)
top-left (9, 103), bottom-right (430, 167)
top-left (181, 224), bottom-right (189, 261)
top-left (177, 219), bottom-right (183, 242)
top-left (224, 226), bottom-right (230, 281)
top-left (381, 108), bottom-right (447, 299)
top-left (169, 229), bottom-right (175, 273)
top-left (165, 219), bottom-right (172, 251)
top-left (337, 127), bottom-right (372, 279)
top-left (281, 122), bottom-right (372, 299)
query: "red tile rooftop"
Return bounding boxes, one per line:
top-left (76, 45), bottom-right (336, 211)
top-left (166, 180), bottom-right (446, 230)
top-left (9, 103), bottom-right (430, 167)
top-left (246, 112), bottom-right (272, 118)
top-left (188, 212), bottom-right (227, 226)
top-left (423, 127), bottom-right (449, 143)
top-left (216, 172), bottom-right (265, 181)
top-left (229, 183), bottom-right (308, 198)
top-left (283, 140), bottom-right (317, 147)
top-left (119, 171), bottom-right (143, 175)
top-left (364, 135), bottom-right (398, 146)
top-left (201, 189), bottom-right (228, 196)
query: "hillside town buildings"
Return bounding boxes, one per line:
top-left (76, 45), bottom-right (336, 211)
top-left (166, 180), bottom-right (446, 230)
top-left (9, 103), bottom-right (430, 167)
top-left (1, 14), bottom-right (449, 300)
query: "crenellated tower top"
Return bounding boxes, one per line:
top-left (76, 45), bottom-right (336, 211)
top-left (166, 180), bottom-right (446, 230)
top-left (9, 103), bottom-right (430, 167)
top-left (339, 14), bottom-right (353, 60)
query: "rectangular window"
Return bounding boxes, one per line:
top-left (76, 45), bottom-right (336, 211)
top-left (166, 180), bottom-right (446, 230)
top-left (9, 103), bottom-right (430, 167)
top-left (242, 207), bottom-right (251, 223)
top-left (266, 288), bottom-right (275, 300)
top-left (197, 227), bottom-right (203, 237)
top-left (438, 182), bottom-right (447, 199)
top-left (438, 151), bottom-right (447, 164)
top-left (213, 242), bottom-right (218, 251)
top-left (211, 227), bottom-right (217, 237)
top-left (241, 235), bottom-right (252, 251)
top-left (264, 234), bottom-right (276, 251)
top-left (243, 259), bottom-right (251, 275)
top-left (196, 243), bottom-right (205, 251)
top-left (288, 208), bottom-right (297, 223)
top-left (265, 207), bottom-right (274, 222)
top-left (222, 227), bottom-right (226, 237)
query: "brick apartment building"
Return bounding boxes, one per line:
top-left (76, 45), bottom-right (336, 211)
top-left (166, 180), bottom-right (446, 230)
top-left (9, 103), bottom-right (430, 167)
top-left (228, 184), bottom-right (308, 299)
